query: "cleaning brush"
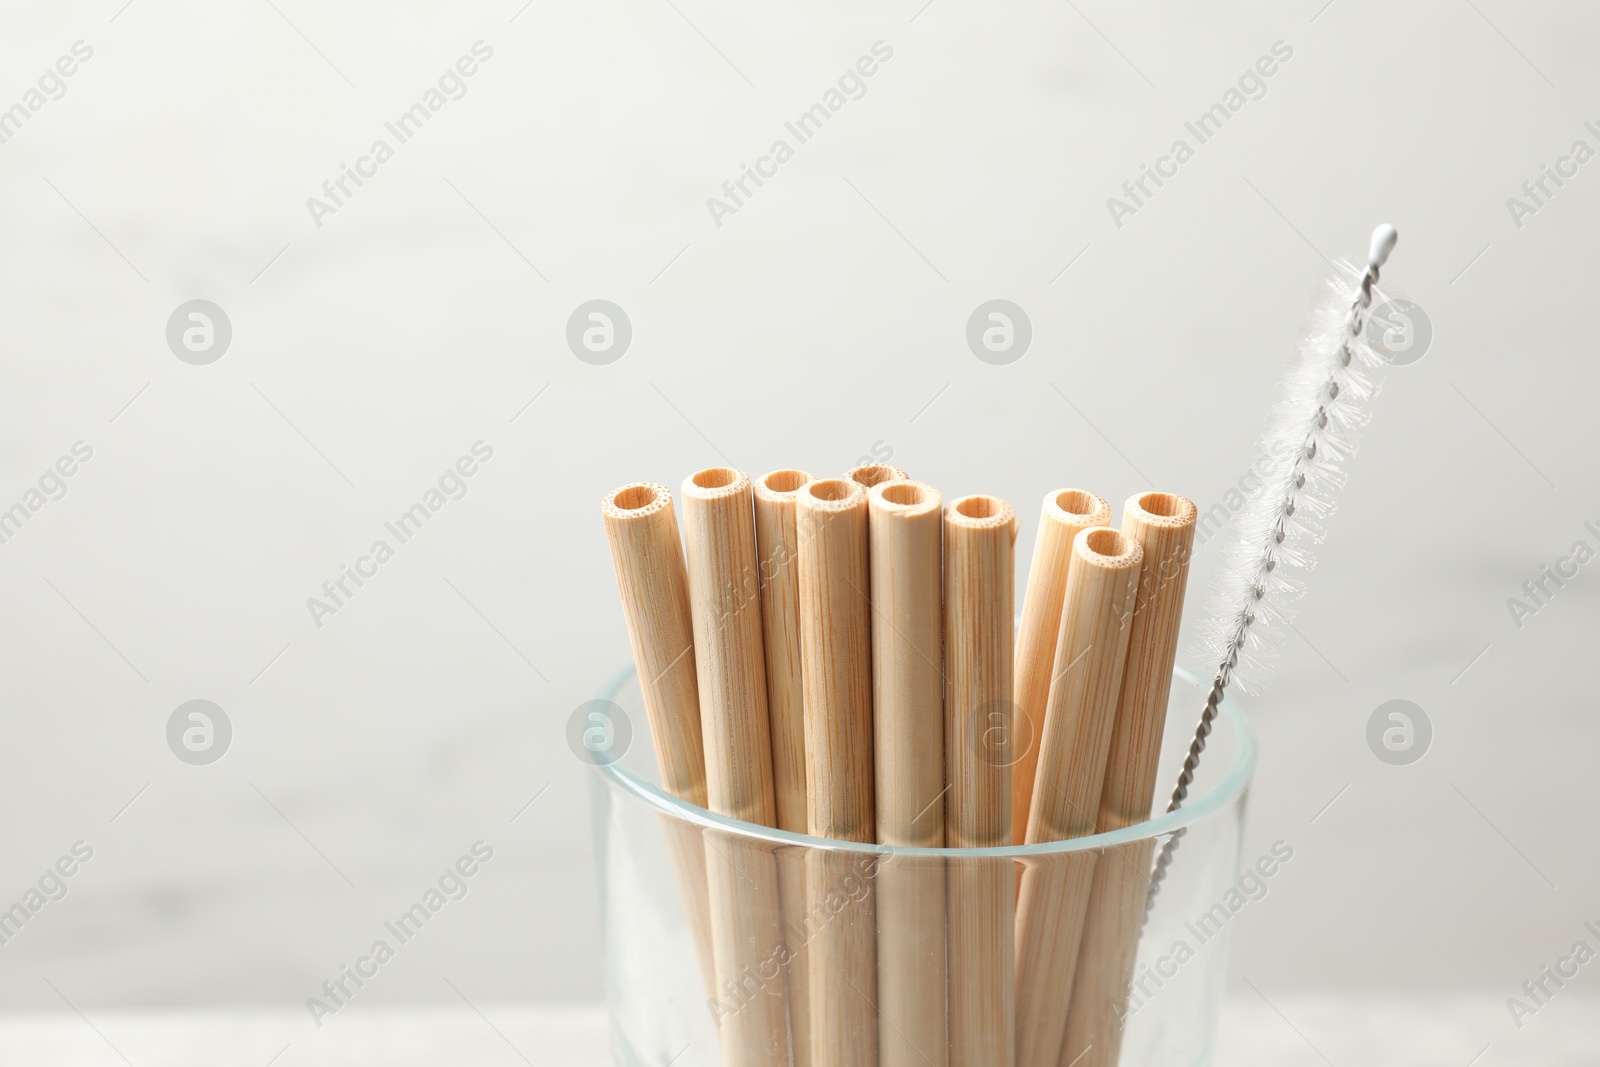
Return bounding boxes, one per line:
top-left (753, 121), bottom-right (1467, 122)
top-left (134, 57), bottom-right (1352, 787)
top-left (1145, 224), bottom-right (1400, 911)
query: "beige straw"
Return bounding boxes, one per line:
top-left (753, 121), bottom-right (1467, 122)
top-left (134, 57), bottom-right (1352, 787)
top-left (753, 468), bottom-right (816, 1067)
top-left (797, 477), bottom-right (877, 1067)
top-left (600, 482), bottom-right (716, 1004)
top-left (754, 469), bottom-right (816, 834)
top-left (944, 494), bottom-right (1017, 1067)
top-left (1061, 492), bottom-right (1197, 1067)
top-left (868, 480), bottom-right (948, 1067)
top-left (1013, 527), bottom-right (1143, 1067)
top-left (1011, 489), bottom-right (1112, 846)
top-left (682, 467), bottom-right (790, 1066)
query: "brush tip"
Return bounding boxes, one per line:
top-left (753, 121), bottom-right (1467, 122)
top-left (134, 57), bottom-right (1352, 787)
top-left (1368, 224), bottom-right (1398, 269)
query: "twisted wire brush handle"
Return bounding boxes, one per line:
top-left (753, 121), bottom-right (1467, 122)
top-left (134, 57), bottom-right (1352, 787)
top-left (1143, 225), bottom-right (1398, 921)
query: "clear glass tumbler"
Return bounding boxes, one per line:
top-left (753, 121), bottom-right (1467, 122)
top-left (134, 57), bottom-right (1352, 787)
top-left (587, 666), bottom-right (1256, 1067)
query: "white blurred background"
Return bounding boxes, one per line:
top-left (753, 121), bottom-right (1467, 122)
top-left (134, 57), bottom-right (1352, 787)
top-left (2, 0), bottom-right (1597, 1061)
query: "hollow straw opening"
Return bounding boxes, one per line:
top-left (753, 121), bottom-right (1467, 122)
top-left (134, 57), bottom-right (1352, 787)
top-left (881, 482), bottom-right (926, 506)
top-left (806, 478), bottom-right (856, 503)
top-left (613, 485), bottom-right (659, 510)
top-left (761, 469), bottom-right (809, 494)
top-left (1056, 490), bottom-right (1096, 515)
top-left (1138, 492), bottom-right (1181, 518)
top-left (1083, 527), bottom-right (1132, 558)
top-left (691, 467), bottom-right (738, 490)
top-left (848, 465), bottom-right (900, 488)
top-left (947, 494), bottom-right (1015, 533)
top-left (1125, 490), bottom-right (1197, 531)
top-left (592, 663), bottom-right (1254, 858)
top-left (603, 483), bottom-right (676, 519)
top-left (870, 480), bottom-right (940, 519)
top-left (1054, 489), bottom-right (1099, 517)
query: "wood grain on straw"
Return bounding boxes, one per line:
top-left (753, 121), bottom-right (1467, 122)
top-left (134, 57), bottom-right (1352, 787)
top-left (1014, 527), bottom-right (1142, 1067)
top-left (683, 467), bottom-right (791, 1066)
top-left (683, 467), bottom-right (778, 826)
top-left (868, 480), bottom-right (948, 1067)
top-left (754, 469), bottom-right (816, 835)
top-left (944, 494), bottom-right (1017, 1067)
top-left (797, 477), bottom-right (878, 1067)
top-left (1062, 492), bottom-right (1196, 1067)
top-left (754, 468), bottom-right (817, 1067)
top-left (601, 482), bottom-right (707, 804)
top-left (1012, 490), bottom-right (1112, 847)
top-left (600, 482), bottom-right (716, 1005)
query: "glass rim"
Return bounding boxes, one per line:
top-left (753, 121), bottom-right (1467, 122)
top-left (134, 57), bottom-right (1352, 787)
top-left (592, 664), bottom-right (1255, 858)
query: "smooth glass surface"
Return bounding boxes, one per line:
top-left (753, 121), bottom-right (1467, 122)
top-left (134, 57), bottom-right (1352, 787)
top-left (589, 667), bottom-right (1255, 1067)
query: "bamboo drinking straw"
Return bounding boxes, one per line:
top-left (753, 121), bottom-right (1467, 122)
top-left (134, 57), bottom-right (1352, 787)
top-left (754, 470), bottom-right (816, 834)
top-left (796, 478), bottom-right (877, 1067)
top-left (1012, 490), bottom-right (1113, 847)
top-left (682, 467), bottom-right (792, 1067)
top-left (601, 483), bottom-right (717, 1002)
top-left (944, 494), bottom-right (1017, 1067)
top-left (867, 480), bottom-right (947, 1067)
top-left (845, 462), bottom-right (909, 491)
top-left (1060, 492), bottom-right (1196, 1067)
top-left (602, 483), bottom-right (709, 803)
top-left (797, 477), bottom-right (876, 841)
top-left (753, 468), bottom-right (816, 1067)
top-left (1013, 527), bottom-right (1143, 1067)
top-left (683, 468), bottom-right (779, 827)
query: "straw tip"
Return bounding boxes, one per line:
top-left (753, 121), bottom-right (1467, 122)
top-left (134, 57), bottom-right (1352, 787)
top-left (797, 477), bottom-right (866, 512)
top-left (945, 494), bottom-right (1016, 531)
top-left (681, 466), bottom-right (749, 501)
top-left (845, 463), bottom-right (909, 490)
top-left (754, 469), bottom-right (815, 501)
top-left (868, 478), bottom-right (941, 516)
top-left (1042, 488), bottom-right (1112, 526)
top-left (1125, 491), bottom-right (1197, 529)
top-left (1076, 526), bottom-right (1144, 568)
top-left (602, 481), bottom-right (672, 518)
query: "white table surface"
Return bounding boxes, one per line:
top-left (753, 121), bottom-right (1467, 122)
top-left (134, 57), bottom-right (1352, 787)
top-left (2, 996), bottom-right (1589, 1065)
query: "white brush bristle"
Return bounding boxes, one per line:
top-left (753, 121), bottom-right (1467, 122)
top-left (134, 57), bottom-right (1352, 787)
top-left (1192, 262), bottom-right (1394, 695)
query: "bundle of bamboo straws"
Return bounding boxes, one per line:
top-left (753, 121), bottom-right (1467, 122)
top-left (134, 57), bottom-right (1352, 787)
top-left (602, 462), bottom-right (1197, 1067)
